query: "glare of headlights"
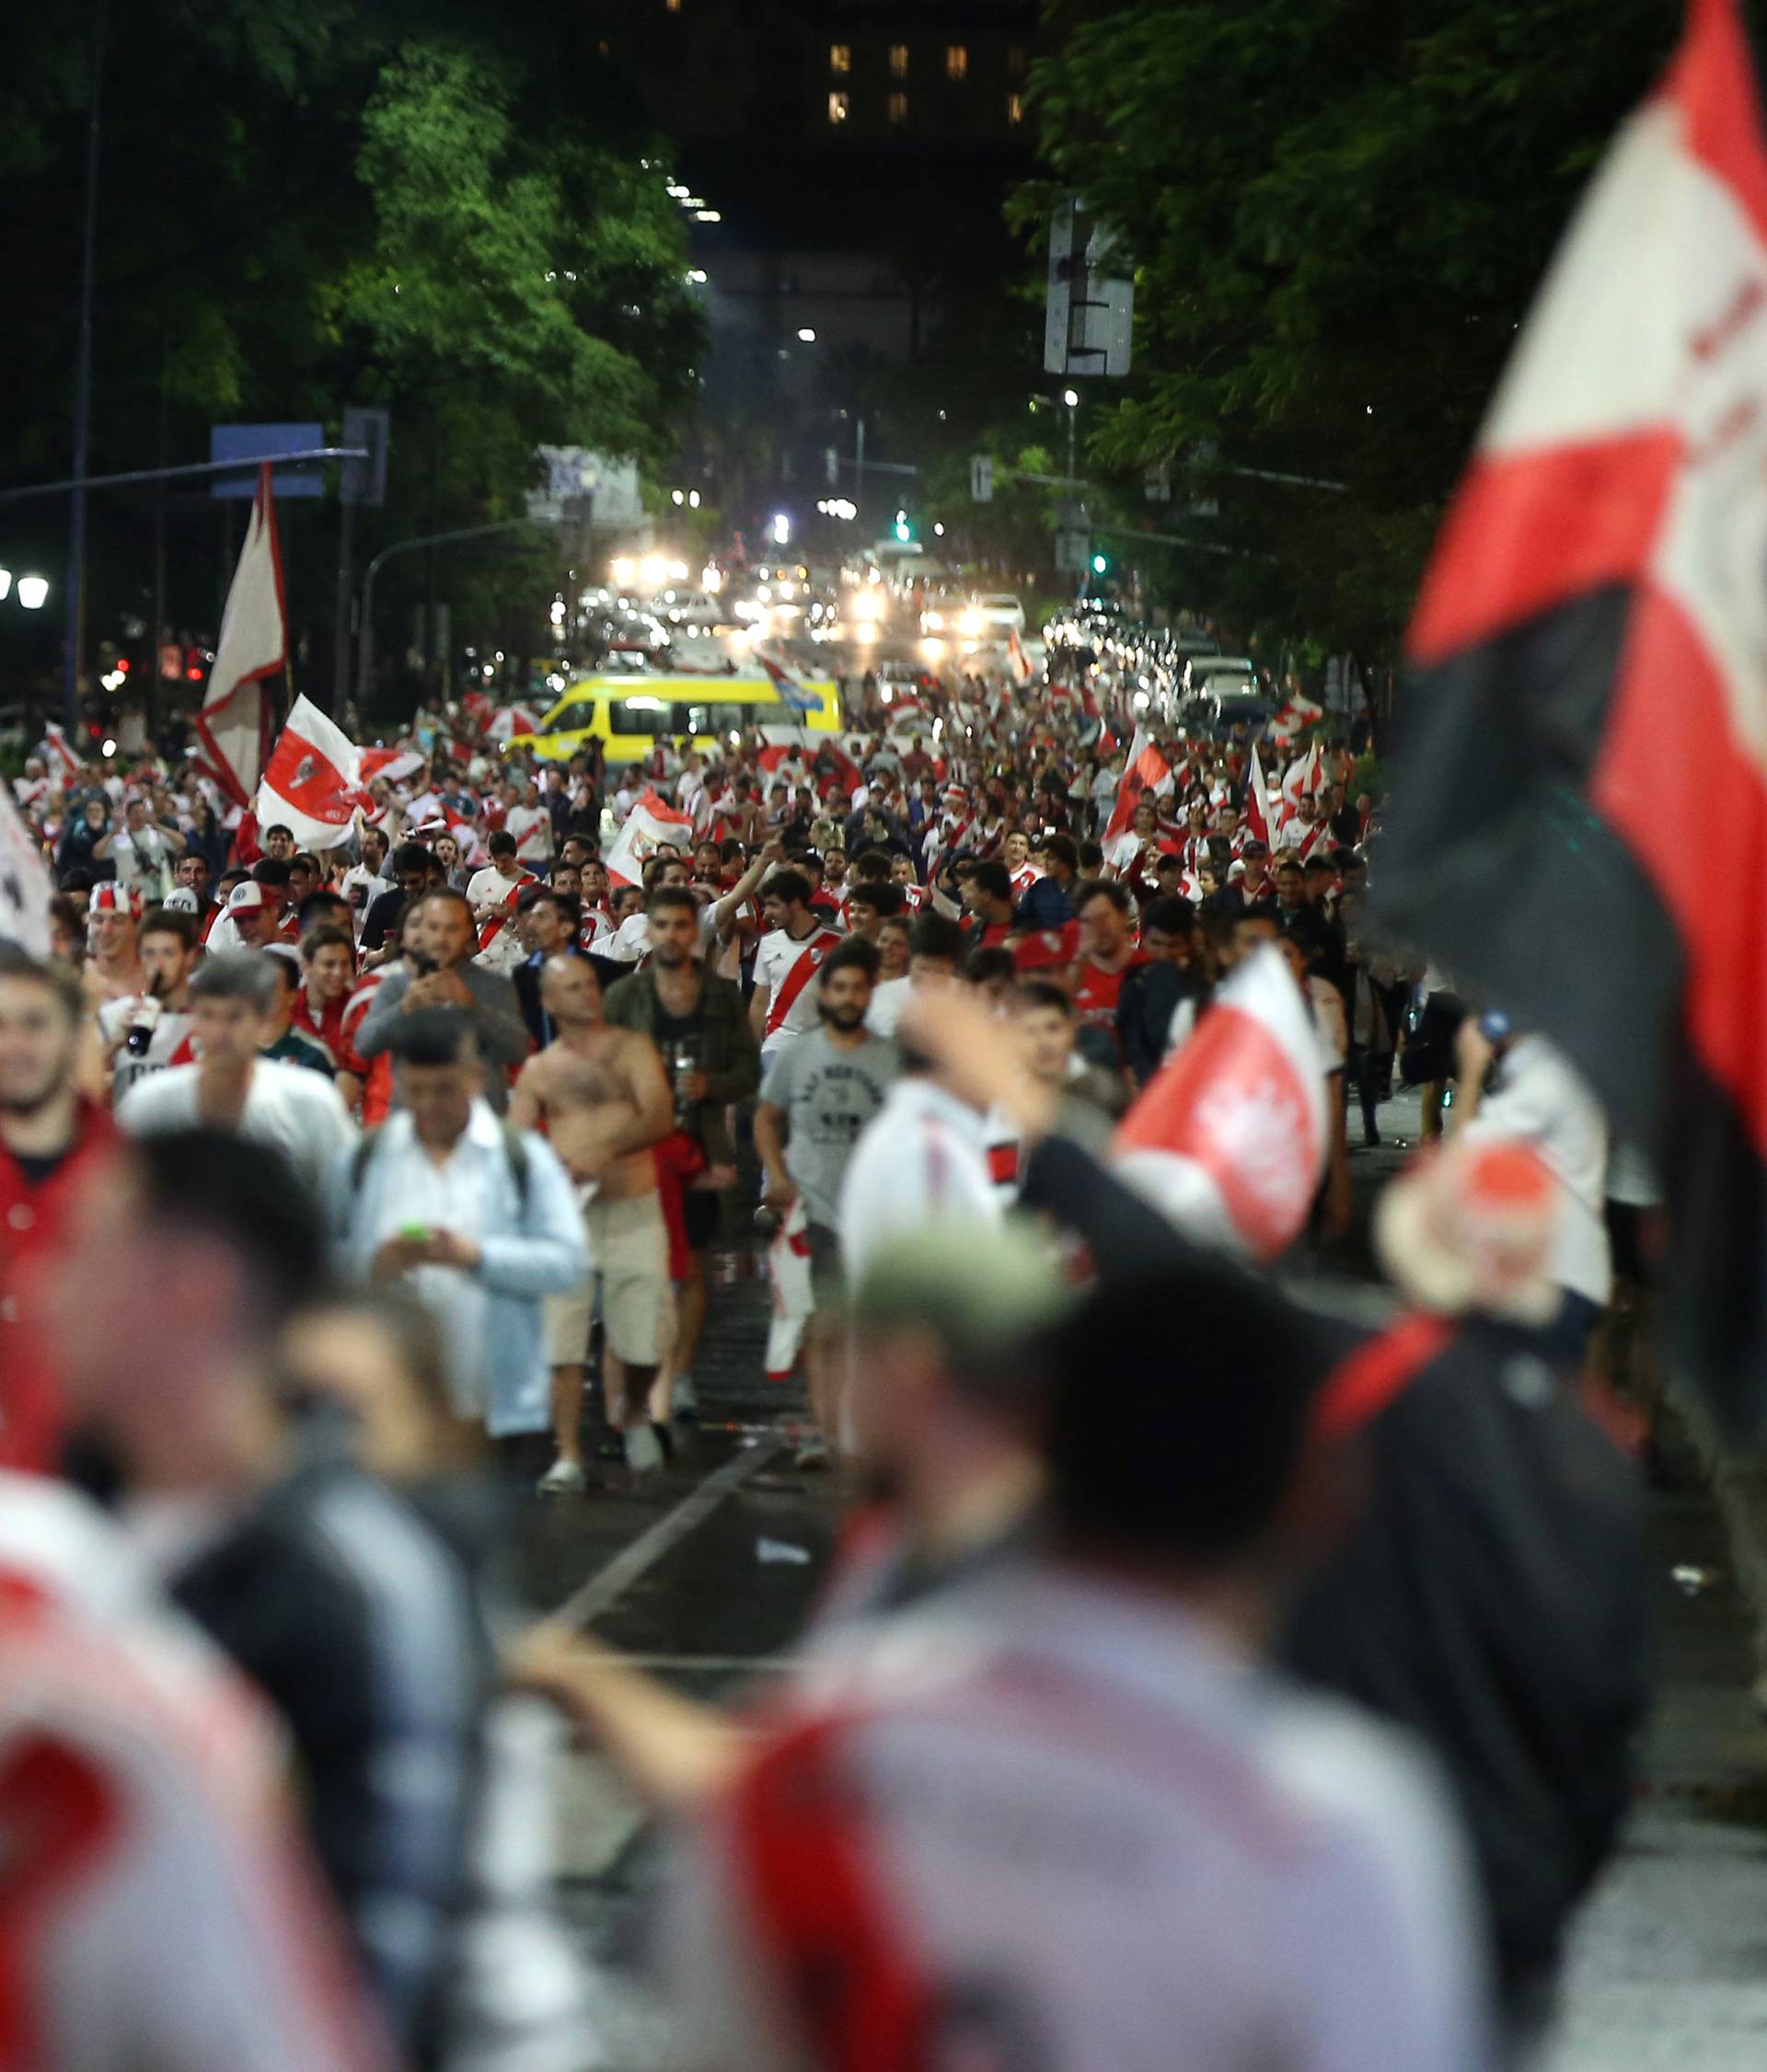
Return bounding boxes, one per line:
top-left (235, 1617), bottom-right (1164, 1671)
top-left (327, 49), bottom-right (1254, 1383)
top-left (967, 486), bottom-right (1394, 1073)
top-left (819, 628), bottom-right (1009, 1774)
top-left (921, 638), bottom-right (946, 664)
top-left (959, 609), bottom-right (984, 637)
top-left (611, 557), bottom-right (636, 586)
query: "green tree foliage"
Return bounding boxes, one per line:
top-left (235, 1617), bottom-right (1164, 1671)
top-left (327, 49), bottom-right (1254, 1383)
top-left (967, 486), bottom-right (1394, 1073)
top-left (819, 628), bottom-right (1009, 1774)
top-left (1027, 0), bottom-right (1683, 654)
top-left (0, 0), bottom-right (701, 702)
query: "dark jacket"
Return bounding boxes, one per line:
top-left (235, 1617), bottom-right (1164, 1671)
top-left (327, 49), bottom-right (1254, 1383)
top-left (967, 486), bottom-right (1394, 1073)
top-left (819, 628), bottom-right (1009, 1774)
top-left (601, 961), bottom-right (760, 1167)
top-left (1282, 1315), bottom-right (1646, 2017)
top-left (1115, 961), bottom-right (1199, 1087)
top-left (1016, 873), bottom-right (1074, 931)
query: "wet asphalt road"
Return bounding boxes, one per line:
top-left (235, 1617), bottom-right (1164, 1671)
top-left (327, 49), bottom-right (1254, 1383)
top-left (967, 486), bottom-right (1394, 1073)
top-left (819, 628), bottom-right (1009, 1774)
top-left (520, 1099), bottom-right (1767, 2070)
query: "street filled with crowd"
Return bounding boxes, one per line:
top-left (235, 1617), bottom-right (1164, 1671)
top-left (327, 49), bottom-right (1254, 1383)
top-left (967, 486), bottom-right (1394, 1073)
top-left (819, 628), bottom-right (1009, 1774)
top-left (0, 633), bottom-right (1649, 2069)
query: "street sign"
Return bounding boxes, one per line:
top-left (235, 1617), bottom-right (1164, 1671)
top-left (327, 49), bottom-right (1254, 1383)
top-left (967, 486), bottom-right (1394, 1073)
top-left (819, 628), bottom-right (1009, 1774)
top-left (971, 455), bottom-right (994, 502)
top-left (1055, 528), bottom-right (1091, 575)
top-left (209, 423), bottom-right (326, 498)
top-left (1045, 200), bottom-right (1134, 379)
top-left (341, 406), bottom-right (390, 507)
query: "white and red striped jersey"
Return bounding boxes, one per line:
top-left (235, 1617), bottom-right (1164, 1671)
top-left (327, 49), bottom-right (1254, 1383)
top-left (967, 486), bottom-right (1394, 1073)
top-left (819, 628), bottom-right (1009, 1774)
top-left (1007, 861), bottom-right (1042, 901)
top-left (0, 1474), bottom-right (388, 2072)
top-left (754, 925), bottom-right (845, 1057)
top-left (667, 1565), bottom-right (1489, 2072)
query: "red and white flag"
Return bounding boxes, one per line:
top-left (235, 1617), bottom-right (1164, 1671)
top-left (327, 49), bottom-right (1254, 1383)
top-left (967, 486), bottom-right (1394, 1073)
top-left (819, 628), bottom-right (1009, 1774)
top-left (1272, 690), bottom-right (1324, 742)
top-left (1245, 742), bottom-right (1276, 849)
top-left (1103, 727), bottom-right (1172, 841)
top-left (194, 465), bottom-right (286, 806)
top-left (1280, 740), bottom-right (1325, 813)
top-left (1005, 627), bottom-right (1034, 686)
top-left (360, 746), bottom-right (426, 789)
top-left (605, 788), bottom-right (697, 888)
top-left (255, 696), bottom-right (364, 850)
top-left (1376, 0), bottom-right (1767, 1428)
top-left (41, 725), bottom-right (83, 786)
top-left (485, 705), bottom-right (539, 744)
top-left (1112, 946), bottom-right (1327, 1261)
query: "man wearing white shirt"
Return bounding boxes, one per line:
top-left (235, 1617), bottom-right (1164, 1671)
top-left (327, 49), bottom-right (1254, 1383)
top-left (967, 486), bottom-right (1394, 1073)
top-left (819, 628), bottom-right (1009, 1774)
top-left (838, 1047), bottom-right (1005, 1281)
top-left (467, 831), bottom-right (537, 975)
top-left (504, 781), bottom-right (555, 867)
top-left (865, 911), bottom-right (964, 1040)
top-left (1452, 1019), bottom-right (1611, 1363)
top-left (118, 952), bottom-right (356, 1195)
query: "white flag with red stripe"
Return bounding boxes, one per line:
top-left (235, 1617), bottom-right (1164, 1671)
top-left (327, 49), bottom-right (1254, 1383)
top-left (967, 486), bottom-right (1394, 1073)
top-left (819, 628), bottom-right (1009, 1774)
top-left (360, 745), bottom-right (426, 789)
top-left (1280, 740), bottom-right (1325, 812)
top-left (1245, 742), bottom-right (1276, 849)
top-left (41, 725), bottom-right (84, 786)
top-left (486, 705), bottom-right (540, 743)
top-left (1272, 691), bottom-right (1324, 742)
top-left (194, 465), bottom-right (286, 806)
top-left (1005, 627), bottom-right (1034, 686)
top-left (605, 788), bottom-right (697, 888)
top-left (1103, 727), bottom-right (1172, 841)
top-left (0, 785), bottom-right (53, 953)
top-left (1112, 945), bottom-right (1327, 1261)
top-left (254, 696), bottom-right (364, 850)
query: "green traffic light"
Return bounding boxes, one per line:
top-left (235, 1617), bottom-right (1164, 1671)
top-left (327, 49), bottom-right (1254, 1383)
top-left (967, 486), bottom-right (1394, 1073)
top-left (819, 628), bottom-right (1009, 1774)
top-left (895, 522), bottom-right (910, 542)
top-left (1091, 553), bottom-right (1108, 574)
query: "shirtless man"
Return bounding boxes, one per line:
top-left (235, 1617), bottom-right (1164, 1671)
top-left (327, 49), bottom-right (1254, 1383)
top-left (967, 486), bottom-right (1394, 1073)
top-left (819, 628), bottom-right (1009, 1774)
top-left (81, 882), bottom-right (146, 1009)
top-left (511, 955), bottom-right (674, 1491)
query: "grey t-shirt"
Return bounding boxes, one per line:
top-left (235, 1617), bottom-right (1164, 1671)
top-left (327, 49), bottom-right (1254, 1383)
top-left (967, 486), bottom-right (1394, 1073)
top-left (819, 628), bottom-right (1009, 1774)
top-left (761, 1029), bottom-right (899, 1230)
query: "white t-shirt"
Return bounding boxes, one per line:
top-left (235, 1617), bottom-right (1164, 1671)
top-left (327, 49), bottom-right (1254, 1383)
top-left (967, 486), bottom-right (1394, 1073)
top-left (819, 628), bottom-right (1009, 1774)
top-left (466, 864), bottom-right (532, 974)
top-left (339, 863), bottom-right (390, 927)
top-left (111, 823), bottom-right (175, 897)
top-left (503, 804), bottom-right (553, 864)
top-left (837, 1077), bottom-right (1004, 1278)
top-left (1462, 1033), bottom-right (1611, 1306)
top-left (98, 996), bottom-right (197, 1104)
top-left (117, 1057), bottom-right (357, 1195)
top-left (865, 973), bottom-right (914, 1039)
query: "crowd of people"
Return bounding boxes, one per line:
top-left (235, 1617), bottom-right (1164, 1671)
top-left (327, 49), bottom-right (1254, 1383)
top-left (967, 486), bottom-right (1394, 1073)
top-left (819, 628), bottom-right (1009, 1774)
top-left (0, 645), bottom-right (1652, 2067)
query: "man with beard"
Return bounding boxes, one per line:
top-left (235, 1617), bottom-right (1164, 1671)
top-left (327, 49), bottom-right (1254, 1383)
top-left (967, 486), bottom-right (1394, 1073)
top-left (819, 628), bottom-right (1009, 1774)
top-left (99, 905), bottom-right (200, 1103)
top-left (0, 946), bottom-right (120, 1469)
top-left (755, 938), bottom-right (896, 1465)
top-left (604, 886), bottom-right (761, 1422)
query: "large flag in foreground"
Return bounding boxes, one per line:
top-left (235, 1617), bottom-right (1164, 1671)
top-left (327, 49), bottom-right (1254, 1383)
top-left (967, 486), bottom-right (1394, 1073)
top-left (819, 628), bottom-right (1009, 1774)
top-left (194, 465), bottom-right (286, 805)
top-left (1375, 0), bottom-right (1767, 1430)
top-left (1113, 947), bottom-right (1327, 1262)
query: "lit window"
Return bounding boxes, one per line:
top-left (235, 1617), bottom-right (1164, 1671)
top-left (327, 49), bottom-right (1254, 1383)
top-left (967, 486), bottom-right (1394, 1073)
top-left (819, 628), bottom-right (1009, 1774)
top-left (946, 44), bottom-right (967, 81)
top-left (888, 92), bottom-right (908, 124)
top-left (1007, 92), bottom-right (1023, 124)
top-left (665, 0), bottom-right (681, 11)
top-left (1007, 46), bottom-right (1026, 80)
top-left (827, 90), bottom-right (849, 124)
top-left (889, 44), bottom-right (909, 79)
top-left (829, 43), bottom-right (850, 74)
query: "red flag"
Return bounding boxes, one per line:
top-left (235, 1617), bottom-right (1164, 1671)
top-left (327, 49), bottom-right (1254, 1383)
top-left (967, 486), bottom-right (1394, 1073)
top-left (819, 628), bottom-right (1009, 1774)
top-left (360, 746), bottom-right (426, 788)
top-left (1113, 946), bottom-right (1328, 1261)
top-left (606, 788), bottom-right (698, 888)
top-left (1378, 0), bottom-right (1767, 1429)
top-left (194, 465), bottom-right (286, 807)
top-left (1104, 728), bottom-right (1172, 841)
top-left (255, 696), bottom-right (363, 850)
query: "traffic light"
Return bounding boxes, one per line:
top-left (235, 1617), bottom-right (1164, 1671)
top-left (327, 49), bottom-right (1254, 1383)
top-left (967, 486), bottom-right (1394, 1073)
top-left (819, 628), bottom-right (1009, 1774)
top-left (1091, 551), bottom-right (1108, 575)
top-left (894, 509), bottom-right (911, 543)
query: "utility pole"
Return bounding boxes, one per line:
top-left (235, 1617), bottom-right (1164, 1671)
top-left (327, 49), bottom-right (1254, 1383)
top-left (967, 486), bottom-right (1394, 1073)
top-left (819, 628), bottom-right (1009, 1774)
top-left (854, 417), bottom-right (865, 520)
top-left (64, 0), bottom-right (107, 731)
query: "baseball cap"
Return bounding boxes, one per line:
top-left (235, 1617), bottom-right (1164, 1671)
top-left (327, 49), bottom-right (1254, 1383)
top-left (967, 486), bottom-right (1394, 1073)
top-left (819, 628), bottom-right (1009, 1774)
top-left (850, 1215), bottom-right (1074, 1396)
top-left (226, 881), bottom-right (268, 913)
top-left (160, 887), bottom-right (201, 913)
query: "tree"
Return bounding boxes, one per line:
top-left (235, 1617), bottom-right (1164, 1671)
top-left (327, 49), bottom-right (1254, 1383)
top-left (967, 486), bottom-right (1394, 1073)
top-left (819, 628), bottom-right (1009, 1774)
top-left (1026, 0), bottom-right (1681, 657)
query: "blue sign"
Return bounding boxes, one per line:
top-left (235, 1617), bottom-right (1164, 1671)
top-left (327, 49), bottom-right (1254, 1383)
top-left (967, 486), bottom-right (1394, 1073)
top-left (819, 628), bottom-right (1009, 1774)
top-left (210, 423), bottom-right (327, 498)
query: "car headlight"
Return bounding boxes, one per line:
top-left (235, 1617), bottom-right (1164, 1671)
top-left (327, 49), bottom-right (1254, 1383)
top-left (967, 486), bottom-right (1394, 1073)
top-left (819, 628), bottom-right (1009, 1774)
top-left (959, 609), bottom-right (984, 638)
top-left (924, 612), bottom-right (944, 630)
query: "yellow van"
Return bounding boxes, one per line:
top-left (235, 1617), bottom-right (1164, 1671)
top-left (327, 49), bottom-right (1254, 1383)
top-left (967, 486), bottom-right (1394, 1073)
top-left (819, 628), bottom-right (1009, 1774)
top-left (506, 672), bottom-right (844, 766)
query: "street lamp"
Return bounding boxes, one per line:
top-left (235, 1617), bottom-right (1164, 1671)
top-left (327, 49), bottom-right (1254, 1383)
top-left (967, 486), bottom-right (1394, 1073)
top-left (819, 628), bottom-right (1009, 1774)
top-left (17, 575), bottom-right (50, 610)
top-left (797, 328), bottom-right (816, 343)
top-left (1062, 389), bottom-right (1080, 479)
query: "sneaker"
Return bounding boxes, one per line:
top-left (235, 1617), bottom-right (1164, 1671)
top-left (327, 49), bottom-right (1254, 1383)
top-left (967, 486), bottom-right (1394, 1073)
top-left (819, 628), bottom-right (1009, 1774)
top-left (793, 1433), bottom-right (833, 1471)
top-left (537, 1458), bottom-right (587, 1498)
top-left (672, 1374), bottom-right (699, 1423)
top-left (624, 1422), bottom-right (665, 1473)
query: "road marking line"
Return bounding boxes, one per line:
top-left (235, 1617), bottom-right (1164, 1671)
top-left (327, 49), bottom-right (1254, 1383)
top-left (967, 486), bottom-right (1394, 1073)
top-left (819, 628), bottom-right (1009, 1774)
top-left (542, 1436), bottom-right (787, 1630)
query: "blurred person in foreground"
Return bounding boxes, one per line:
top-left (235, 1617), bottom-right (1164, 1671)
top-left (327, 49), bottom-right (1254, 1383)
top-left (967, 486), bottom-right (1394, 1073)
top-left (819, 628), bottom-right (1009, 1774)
top-left (0, 944), bottom-right (119, 1471)
top-left (0, 1457), bottom-right (390, 2068)
top-left (1285, 1133), bottom-right (1645, 2046)
top-left (52, 1127), bottom-right (475, 2059)
top-left (331, 1007), bottom-right (587, 1451)
top-left (658, 1253), bottom-right (1492, 2071)
top-left (116, 950), bottom-right (357, 1193)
